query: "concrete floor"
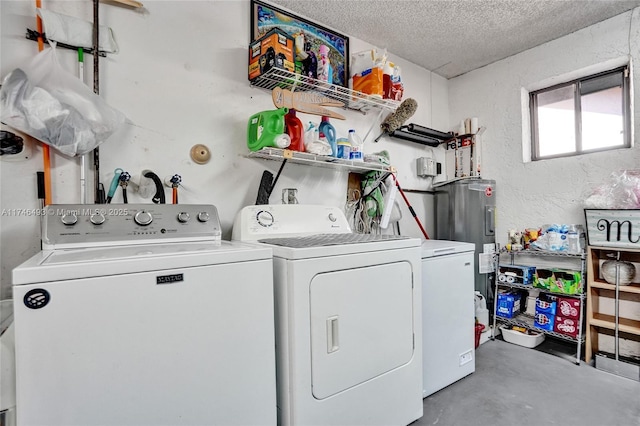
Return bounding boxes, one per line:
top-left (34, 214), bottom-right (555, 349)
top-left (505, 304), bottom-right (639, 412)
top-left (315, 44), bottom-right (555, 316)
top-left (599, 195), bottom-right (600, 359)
top-left (416, 339), bottom-right (640, 426)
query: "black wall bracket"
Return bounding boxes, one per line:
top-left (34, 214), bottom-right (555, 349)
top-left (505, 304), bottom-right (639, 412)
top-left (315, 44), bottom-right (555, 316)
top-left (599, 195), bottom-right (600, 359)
top-left (26, 29), bottom-right (107, 57)
top-left (389, 123), bottom-right (455, 147)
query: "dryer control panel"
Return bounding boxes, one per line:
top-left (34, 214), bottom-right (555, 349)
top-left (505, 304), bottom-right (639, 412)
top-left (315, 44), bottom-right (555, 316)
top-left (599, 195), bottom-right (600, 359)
top-left (232, 204), bottom-right (351, 241)
top-left (42, 204), bottom-right (221, 249)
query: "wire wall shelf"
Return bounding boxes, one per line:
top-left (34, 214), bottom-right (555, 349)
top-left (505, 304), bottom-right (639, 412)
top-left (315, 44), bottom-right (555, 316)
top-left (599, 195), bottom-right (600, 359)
top-left (250, 69), bottom-right (400, 114)
top-left (246, 147), bottom-right (395, 174)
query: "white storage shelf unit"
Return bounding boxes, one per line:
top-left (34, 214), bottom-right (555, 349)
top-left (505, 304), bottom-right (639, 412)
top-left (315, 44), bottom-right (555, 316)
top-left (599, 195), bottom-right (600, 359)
top-left (492, 249), bottom-right (587, 364)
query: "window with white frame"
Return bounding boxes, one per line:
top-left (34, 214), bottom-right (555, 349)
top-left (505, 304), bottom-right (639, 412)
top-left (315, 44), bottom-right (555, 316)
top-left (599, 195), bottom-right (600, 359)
top-left (530, 66), bottom-right (631, 161)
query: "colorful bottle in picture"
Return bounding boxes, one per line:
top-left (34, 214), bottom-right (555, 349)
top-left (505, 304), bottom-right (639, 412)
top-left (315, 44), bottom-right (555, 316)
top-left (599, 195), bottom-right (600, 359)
top-left (284, 109), bottom-right (304, 151)
top-left (319, 116), bottom-right (337, 157)
top-left (318, 44), bottom-right (333, 84)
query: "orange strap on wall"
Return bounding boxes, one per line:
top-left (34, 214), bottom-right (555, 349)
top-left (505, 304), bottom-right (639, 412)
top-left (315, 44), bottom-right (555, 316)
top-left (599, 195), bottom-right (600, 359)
top-left (35, 0), bottom-right (52, 206)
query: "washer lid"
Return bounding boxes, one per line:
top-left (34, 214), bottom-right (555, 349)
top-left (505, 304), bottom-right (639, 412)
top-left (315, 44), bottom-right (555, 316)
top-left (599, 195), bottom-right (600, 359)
top-left (12, 241), bottom-right (272, 285)
top-left (421, 239), bottom-right (475, 258)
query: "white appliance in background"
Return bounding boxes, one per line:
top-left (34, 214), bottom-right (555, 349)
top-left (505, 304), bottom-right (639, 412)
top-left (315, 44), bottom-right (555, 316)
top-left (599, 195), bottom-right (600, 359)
top-left (233, 204), bottom-right (423, 426)
top-left (421, 239), bottom-right (476, 398)
top-left (12, 204), bottom-right (276, 426)
top-left (1, 300), bottom-right (16, 426)
top-left (435, 179), bottom-right (496, 301)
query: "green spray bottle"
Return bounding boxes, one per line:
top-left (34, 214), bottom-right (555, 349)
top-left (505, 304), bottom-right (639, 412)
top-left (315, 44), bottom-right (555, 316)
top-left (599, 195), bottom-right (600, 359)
top-left (247, 108), bottom-right (291, 151)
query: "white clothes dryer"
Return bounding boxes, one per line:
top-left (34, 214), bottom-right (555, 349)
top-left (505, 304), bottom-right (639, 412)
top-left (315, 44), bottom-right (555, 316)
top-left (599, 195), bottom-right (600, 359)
top-left (233, 204), bottom-right (423, 426)
top-left (12, 204), bottom-right (276, 426)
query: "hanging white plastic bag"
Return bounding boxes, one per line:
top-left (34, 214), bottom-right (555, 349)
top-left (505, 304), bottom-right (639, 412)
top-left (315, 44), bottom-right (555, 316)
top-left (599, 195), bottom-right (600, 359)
top-left (0, 43), bottom-right (125, 157)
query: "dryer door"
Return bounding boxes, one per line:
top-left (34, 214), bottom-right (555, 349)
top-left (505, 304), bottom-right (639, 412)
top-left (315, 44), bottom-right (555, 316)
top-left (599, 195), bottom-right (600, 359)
top-left (309, 261), bottom-right (414, 399)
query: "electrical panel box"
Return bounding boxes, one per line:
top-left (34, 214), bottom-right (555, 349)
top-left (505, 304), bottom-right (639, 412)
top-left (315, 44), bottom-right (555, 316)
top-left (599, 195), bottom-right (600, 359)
top-left (416, 157), bottom-right (436, 177)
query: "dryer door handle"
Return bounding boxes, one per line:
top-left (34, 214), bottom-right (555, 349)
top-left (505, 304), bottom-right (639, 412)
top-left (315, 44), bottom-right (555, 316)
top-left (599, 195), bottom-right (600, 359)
top-left (327, 316), bottom-right (339, 353)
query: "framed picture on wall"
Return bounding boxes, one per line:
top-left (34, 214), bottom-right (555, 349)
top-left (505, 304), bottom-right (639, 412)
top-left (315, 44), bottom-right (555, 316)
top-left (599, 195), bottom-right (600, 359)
top-left (251, 0), bottom-right (349, 88)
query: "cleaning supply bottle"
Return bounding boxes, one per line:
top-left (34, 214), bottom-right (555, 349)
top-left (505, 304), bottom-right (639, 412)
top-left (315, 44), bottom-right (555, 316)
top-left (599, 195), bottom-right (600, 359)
top-left (284, 109), bottom-right (304, 152)
top-left (319, 116), bottom-right (337, 157)
top-left (247, 108), bottom-right (291, 151)
top-left (304, 122), bottom-right (316, 150)
top-left (348, 129), bottom-right (364, 161)
top-left (383, 61), bottom-right (394, 100)
top-left (336, 138), bottom-right (351, 159)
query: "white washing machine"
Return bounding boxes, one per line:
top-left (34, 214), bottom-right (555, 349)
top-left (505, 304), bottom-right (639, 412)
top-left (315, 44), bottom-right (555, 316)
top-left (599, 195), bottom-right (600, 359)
top-left (233, 204), bottom-right (423, 426)
top-left (12, 204), bottom-right (276, 426)
top-left (421, 239), bottom-right (476, 398)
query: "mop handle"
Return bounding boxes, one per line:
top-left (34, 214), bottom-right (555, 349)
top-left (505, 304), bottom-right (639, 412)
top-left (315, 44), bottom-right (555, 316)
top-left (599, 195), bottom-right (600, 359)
top-left (392, 174), bottom-right (430, 240)
top-left (35, 0), bottom-right (52, 206)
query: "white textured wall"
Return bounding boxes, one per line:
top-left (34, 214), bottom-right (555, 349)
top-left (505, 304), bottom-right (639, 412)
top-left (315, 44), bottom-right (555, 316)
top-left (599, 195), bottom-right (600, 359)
top-left (449, 8), bottom-right (640, 246)
top-left (448, 9), bottom-right (640, 357)
top-left (0, 0), bottom-right (447, 298)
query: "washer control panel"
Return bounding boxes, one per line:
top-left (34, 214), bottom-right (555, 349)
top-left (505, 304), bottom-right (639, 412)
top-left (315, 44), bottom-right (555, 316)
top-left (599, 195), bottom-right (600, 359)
top-left (43, 204), bottom-right (221, 248)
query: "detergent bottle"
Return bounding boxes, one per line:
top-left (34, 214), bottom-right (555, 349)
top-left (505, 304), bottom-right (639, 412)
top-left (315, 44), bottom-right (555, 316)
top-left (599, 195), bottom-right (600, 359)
top-left (383, 61), bottom-right (394, 100)
top-left (247, 108), bottom-right (291, 151)
top-left (284, 109), bottom-right (304, 152)
top-left (348, 129), bottom-right (364, 161)
top-left (319, 116), bottom-right (337, 157)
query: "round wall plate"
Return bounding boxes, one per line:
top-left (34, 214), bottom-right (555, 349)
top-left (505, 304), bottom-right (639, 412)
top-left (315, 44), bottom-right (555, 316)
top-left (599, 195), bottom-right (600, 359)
top-left (190, 144), bottom-right (211, 164)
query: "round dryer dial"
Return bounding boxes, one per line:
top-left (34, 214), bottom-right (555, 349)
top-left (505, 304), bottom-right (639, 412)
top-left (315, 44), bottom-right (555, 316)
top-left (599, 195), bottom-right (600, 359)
top-left (256, 210), bottom-right (274, 227)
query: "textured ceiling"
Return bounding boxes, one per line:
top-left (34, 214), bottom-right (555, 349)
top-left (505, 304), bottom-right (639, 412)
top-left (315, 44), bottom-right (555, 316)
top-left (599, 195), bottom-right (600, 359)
top-left (269, 0), bottom-right (640, 78)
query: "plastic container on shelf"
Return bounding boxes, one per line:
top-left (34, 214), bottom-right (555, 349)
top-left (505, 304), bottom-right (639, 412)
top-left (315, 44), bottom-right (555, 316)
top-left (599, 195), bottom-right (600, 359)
top-left (284, 109), bottom-right (304, 152)
top-left (247, 108), bottom-right (291, 151)
top-left (336, 138), bottom-right (351, 160)
top-left (348, 129), bottom-right (364, 162)
top-left (382, 61), bottom-right (403, 101)
top-left (303, 122), bottom-right (317, 150)
top-left (499, 325), bottom-right (545, 348)
top-left (319, 116), bottom-right (337, 157)
top-left (383, 62), bottom-right (393, 99)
